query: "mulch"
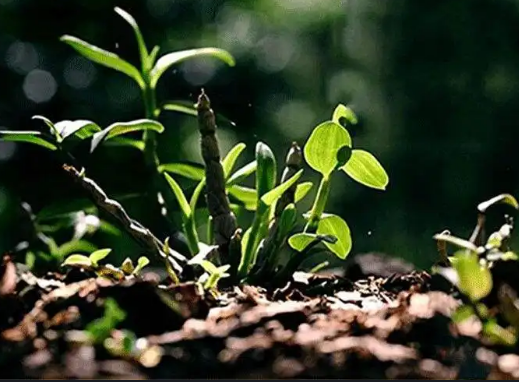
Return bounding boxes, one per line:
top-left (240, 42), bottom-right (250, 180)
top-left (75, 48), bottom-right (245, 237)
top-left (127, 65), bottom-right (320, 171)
top-left (1, 252), bottom-right (518, 379)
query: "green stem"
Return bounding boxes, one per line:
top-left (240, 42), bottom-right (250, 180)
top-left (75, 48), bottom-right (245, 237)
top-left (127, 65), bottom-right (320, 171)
top-left (184, 219), bottom-right (200, 255)
top-left (238, 209), bottom-right (265, 279)
top-left (305, 176), bottom-right (331, 232)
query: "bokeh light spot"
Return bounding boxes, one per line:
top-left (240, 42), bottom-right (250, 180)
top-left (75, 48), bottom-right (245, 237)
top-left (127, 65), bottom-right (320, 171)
top-left (23, 69), bottom-right (57, 103)
top-left (5, 41), bottom-right (39, 74)
top-left (64, 56), bottom-right (97, 89)
top-left (0, 141), bottom-right (16, 162)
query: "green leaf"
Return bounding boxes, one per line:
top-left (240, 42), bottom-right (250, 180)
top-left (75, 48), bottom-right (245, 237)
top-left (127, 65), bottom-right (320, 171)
top-left (332, 104), bottom-right (358, 126)
top-left (190, 178), bottom-right (206, 212)
top-left (261, 169), bottom-right (304, 207)
top-left (62, 254), bottom-right (92, 267)
top-left (54, 120), bottom-right (101, 140)
top-left (158, 162), bottom-right (205, 181)
top-left (304, 121), bottom-right (351, 177)
top-left (150, 47), bottom-right (235, 89)
top-left (32, 115), bottom-right (61, 139)
top-left (89, 248), bottom-right (112, 267)
top-left (482, 320), bottom-right (517, 346)
top-left (121, 258), bottom-right (135, 275)
top-left (114, 7), bottom-right (149, 72)
top-left (288, 232), bottom-right (337, 252)
top-left (60, 35), bottom-right (145, 89)
top-left (453, 250), bottom-right (492, 302)
top-left (222, 142), bottom-right (246, 179)
top-left (294, 182), bottom-right (313, 203)
top-left (147, 45), bottom-right (160, 69)
top-left (164, 173), bottom-right (192, 219)
top-left (433, 232), bottom-right (478, 252)
top-left (451, 305), bottom-right (475, 323)
top-left (91, 119), bottom-right (164, 153)
top-left (478, 193), bottom-right (519, 213)
top-left (341, 149), bottom-right (389, 190)
top-left (133, 256), bottom-right (150, 274)
top-left (240, 227), bottom-right (252, 259)
top-left (0, 131), bottom-right (57, 151)
top-left (55, 240), bottom-right (98, 260)
top-left (255, 142), bottom-right (277, 199)
top-left (277, 203), bottom-right (297, 239)
top-left (103, 137), bottom-right (145, 151)
top-left (163, 101), bottom-right (197, 117)
top-left (228, 185), bottom-right (257, 210)
top-left (226, 161), bottom-right (256, 186)
top-left (316, 214), bottom-right (352, 259)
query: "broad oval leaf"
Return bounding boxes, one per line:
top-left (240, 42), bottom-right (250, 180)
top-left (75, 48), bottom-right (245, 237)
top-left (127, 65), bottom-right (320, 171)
top-left (62, 254), bottom-right (92, 267)
top-left (54, 120), bottom-right (101, 140)
top-left (295, 182), bottom-right (314, 203)
top-left (133, 256), bottom-right (150, 274)
top-left (228, 185), bottom-right (257, 211)
top-left (89, 248), bottom-right (112, 266)
top-left (316, 214), bottom-right (352, 259)
top-left (453, 250), bottom-right (492, 302)
top-left (158, 162), bottom-right (205, 181)
top-left (332, 104), bottom-right (358, 126)
top-left (90, 119), bottom-right (164, 153)
top-left (0, 131), bottom-right (57, 151)
top-left (222, 143), bottom-right (246, 179)
top-left (433, 232), bottom-right (478, 252)
top-left (304, 121), bottom-right (351, 177)
top-left (114, 7), bottom-right (149, 71)
top-left (289, 233), bottom-right (319, 252)
top-left (164, 173), bottom-right (192, 220)
top-left (261, 169), bottom-right (304, 207)
top-left (478, 194), bottom-right (519, 213)
top-left (60, 35), bottom-right (145, 89)
top-left (150, 48), bottom-right (235, 88)
top-left (341, 149), bottom-right (389, 190)
top-left (227, 161), bottom-right (257, 186)
top-left (256, 142), bottom-right (277, 199)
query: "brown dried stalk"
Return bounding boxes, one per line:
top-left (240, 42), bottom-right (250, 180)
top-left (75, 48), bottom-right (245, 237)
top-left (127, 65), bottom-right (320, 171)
top-left (196, 89), bottom-right (238, 250)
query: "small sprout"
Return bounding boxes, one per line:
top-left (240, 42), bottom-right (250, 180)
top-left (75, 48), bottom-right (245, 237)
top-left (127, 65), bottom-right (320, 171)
top-left (89, 248), bottom-right (112, 267)
top-left (452, 250), bottom-right (492, 302)
top-left (62, 254), bottom-right (92, 268)
top-left (133, 256), bottom-right (150, 275)
top-left (86, 297), bottom-right (126, 345)
top-left (477, 193), bottom-right (519, 214)
top-left (199, 261), bottom-right (230, 290)
top-left (121, 258), bottom-right (135, 275)
top-left (97, 264), bottom-right (126, 281)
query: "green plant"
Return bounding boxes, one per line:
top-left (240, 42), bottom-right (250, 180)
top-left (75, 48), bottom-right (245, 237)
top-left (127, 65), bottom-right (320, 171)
top-left (433, 193), bottom-right (519, 346)
top-left (62, 248), bottom-right (150, 281)
top-left (85, 297), bottom-right (127, 345)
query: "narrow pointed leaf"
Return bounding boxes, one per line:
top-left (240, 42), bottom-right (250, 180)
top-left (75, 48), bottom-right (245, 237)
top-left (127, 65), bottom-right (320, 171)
top-left (478, 194), bottom-right (519, 213)
top-left (227, 161), bottom-right (257, 186)
top-left (341, 149), bottom-right (389, 190)
top-left (32, 115), bottom-right (60, 139)
top-left (147, 45), bottom-right (160, 69)
top-left (89, 248), bottom-right (112, 266)
top-left (150, 48), bottom-right (235, 88)
top-left (433, 232), bottom-right (478, 252)
top-left (164, 173), bottom-right (192, 219)
top-left (190, 178), bottom-right (206, 212)
top-left (158, 162), bottom-right (205, 181)
top-left (222, 142), bottom-right (246, 179)
top-left (114, 7), bottom-right (148, 71)
top-left (332, 104), bottom-right (358, 126)
top-left (294, 182), bottom-right (314, 203)
top-left (316, 214), bottom-right (352, 259)
top-left (163, 100), bottom-right (236, 127)
top-left (228, 185), bottom-right (257, 210)
top-left (60, 35), bottom-right (145, 89)
top-left (54, 120), bottom-right (101, 140)
top-left (256, 141), bottom-right (277, 199)
top-left (103, 136), bottom-right (145, 151)
top-left (0, 131), bottom-right (57, 150)
top-left (261, 169), bottom-right (304, 207)
top-left (304, 121), bottom-right (351, 177)
top-left (91, 119), bottom-right (164, 152)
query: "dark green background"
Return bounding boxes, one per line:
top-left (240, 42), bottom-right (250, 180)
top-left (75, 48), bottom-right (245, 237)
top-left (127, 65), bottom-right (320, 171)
top-left (2, 0), bottom-right (519, 269)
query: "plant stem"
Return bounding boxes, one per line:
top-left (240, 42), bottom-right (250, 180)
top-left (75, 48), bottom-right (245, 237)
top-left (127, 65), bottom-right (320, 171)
top-left (305, 175), bottom-right (331, 232)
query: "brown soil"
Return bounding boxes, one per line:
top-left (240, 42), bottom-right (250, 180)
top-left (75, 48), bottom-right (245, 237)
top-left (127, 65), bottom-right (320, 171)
top-left (1, 253), bottom-right (518, 379)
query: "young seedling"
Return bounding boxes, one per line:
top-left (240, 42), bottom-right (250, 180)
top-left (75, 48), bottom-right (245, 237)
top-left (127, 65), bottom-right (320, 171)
top-left (62, 248), bottom-right (150, 281)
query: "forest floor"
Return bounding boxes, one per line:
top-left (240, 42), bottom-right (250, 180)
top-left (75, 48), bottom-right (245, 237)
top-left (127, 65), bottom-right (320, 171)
top-left (1, 252), bottom-right (519, 379)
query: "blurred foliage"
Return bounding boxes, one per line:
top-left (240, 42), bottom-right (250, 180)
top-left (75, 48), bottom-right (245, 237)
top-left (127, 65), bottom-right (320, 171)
top-left (2, 0), bottom-right (519, 269)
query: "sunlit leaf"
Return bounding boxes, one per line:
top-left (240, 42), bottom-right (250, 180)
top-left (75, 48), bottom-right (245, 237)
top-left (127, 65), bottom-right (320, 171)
top-left (91, 119), bottom-right (164, 152)
top-left (227, 161), bottom-right (257, 186)
top-left (341, 149), bottom-right (389, 190)
top-left (164, 173), bottom-right (192, 219)
top-left (256, 141), bottom-right (277, 199)
top-left (482, 320), bottom-right (517, 346)
top-left (147, 45), bottom-right (160, 69)
top-left (190, 178), bottom-right (206, 212)
top-left (62, 254), bottom-right (92, 267)
top-left (60, 35), bottom-right (145, 88)
top-left (54, 120), bottom-right (101, 140)
top-left (304, 121), bottom-right (351, 177)
top-left (478, 193), bottom-right (519, 213)
top-left (133, 256), bottom-right (150, 274)
top-left (261, 169), bottom-right (303, 207)
top-left (55, 240), bottom-right (98, 260)
top-left (332, 104), bottom-right (358, 126)
top-left (89, 248), bottom-right (112, 267)
top-left (32, 115), bottom-right (60, 139)
top-left (121, 258), bottom-right (135, 275)
top-left (162, 100), bottom-right (237, 127)
top-left (317, 214), bottom-right (352, 259)
top-left (277, 204), bottom-right (297, 239)
top-left (453, 250), bottom-right (492, 302)
top-left (103, 136), bottom-right (145, 151)
top-left (228, 185), bottom-right (256, 210)
top-left (294, 182), bottom-right (313, 203)
top-left (158, 162), bottom-right (205, 181)
top-left (0, 131), bottom-right (57, 151)
top-left (451, 305), bottom-right (475, 323)
top-left (114, 7), bottom-right (149, 71)
top-left (222, 142), bottom-right (246, 179)
top-left (288, 232), bottom-right (337, 252)
top-left (150, 47), bottom-right (235, 88)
